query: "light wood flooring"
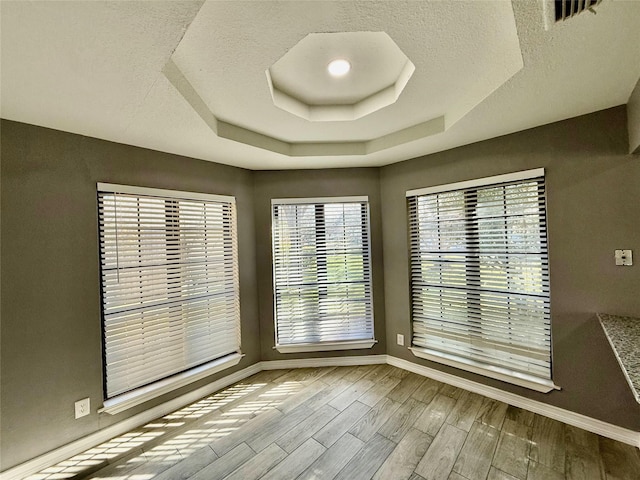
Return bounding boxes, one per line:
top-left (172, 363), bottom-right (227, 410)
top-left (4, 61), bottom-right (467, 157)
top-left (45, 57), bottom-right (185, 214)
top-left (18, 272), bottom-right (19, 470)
top-left (29, 364), bottom-right (640, 480)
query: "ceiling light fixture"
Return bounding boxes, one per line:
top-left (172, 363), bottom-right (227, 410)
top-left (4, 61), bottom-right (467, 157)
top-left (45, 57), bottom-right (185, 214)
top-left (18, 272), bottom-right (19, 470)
top-left (327, 59), bottom-right (351, 77)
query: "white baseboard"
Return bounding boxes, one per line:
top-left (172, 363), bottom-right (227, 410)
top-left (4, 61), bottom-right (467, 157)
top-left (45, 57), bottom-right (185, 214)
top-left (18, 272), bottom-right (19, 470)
top-left (387, 355), bottom-right (640, 448)
top-left (259, 354), bottom-right (387, 370)
top-left (3, 354), bottom-right (638, 479)
top-left (0, 363), bottom-right (262, 480)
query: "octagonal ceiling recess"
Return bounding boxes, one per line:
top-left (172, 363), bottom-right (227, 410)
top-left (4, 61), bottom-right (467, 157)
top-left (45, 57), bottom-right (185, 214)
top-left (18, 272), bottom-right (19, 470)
top-left (266, 32), bottom-right (415, 122)
top-left (164, 0), bottom-right (524, 157)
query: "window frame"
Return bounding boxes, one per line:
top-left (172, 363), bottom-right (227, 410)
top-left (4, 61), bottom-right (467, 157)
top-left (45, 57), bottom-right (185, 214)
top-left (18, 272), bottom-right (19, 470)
top-left (406, 169), bottom-right (559, 393)
top-left (271, 196), bottom-right (376, 353)
top-left (97, 183), bottom-right (242, 414)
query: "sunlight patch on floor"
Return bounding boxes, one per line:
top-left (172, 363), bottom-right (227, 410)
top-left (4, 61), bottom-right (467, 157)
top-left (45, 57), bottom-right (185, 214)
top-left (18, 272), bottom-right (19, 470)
top-left (27, 374), bottom-right (289, 479)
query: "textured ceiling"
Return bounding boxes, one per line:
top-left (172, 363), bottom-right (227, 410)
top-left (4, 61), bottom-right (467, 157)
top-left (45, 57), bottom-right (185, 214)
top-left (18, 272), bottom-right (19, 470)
top-left (1, 1), bottom-right (640, 170)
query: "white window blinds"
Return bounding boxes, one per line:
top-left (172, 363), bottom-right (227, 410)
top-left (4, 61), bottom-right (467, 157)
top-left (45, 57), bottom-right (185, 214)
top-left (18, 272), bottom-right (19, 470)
top-left (407, 170), bottom-right (554, 391)
top-left (272, 198), bottom-right (374, 348)
top-left (98, 184), bottom-right (240, 399)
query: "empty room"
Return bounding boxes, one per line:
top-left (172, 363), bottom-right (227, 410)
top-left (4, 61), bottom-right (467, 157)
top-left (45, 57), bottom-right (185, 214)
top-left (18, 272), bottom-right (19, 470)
top-left (1, 1), bottom-right (639, 479)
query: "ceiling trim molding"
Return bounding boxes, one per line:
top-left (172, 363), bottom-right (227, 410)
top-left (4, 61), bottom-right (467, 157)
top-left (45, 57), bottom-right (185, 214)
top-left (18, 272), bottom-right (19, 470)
top-left (163, 58), bottom-right (444, 157)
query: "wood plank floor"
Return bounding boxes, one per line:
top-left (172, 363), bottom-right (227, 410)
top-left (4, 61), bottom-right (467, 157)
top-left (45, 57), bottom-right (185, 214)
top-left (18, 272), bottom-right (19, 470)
top-left (28, 365), bottom-right (640, 480)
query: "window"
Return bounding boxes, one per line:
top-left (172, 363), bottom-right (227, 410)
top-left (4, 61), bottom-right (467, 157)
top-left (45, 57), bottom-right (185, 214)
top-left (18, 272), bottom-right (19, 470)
top-left (98, 184), bottom-right (241, 406)
top-left (271, 197), bottom-right (375, 353)
top-left (407, 169), bottom-right (556, 392)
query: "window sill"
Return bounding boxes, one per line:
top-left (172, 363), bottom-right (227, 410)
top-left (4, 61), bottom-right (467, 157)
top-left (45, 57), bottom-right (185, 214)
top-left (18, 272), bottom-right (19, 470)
top-left (275, 339), bottom-right (377, 354)
top-left (99, 352), bottom-right (243, 415)
top-left (409, 347), bottom-right (560, 393)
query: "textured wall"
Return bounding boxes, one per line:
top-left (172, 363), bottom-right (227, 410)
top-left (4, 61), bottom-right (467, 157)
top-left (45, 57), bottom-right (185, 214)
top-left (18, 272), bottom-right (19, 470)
top-left (0, 121), bottom-right (260, 470)
top-left (253, 168), bottom-right (387, 361)
top-left (628, 76), bottom-right (640, 154)
top-left (380, 106), bottom-right (640, 430)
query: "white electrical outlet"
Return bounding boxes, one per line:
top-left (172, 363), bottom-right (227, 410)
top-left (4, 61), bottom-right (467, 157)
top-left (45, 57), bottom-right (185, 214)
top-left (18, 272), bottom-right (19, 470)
top-left (615, 249), bottom-right (633, 266)
top-left (75, 397), bottom-right (90, 419)
top-left (397, 334), bottom-right (405, 346)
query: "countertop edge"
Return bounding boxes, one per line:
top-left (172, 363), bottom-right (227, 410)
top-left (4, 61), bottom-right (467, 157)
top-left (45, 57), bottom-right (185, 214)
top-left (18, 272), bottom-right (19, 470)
top-left (597, 313), bottom-right (640, 405)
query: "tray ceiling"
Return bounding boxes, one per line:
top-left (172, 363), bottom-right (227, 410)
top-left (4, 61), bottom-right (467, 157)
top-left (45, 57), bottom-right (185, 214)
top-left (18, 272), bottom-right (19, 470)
top-left (1, 0), bottom-right (639, 169)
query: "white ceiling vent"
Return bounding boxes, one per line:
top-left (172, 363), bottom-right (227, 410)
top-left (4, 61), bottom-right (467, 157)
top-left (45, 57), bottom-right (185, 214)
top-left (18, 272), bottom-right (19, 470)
top-left (555, 0), bottom-right (602, 22)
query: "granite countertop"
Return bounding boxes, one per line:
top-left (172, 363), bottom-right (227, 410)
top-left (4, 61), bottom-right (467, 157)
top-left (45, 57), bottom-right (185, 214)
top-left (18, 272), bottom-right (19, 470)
top-left (597, 313), bottom-right (640, 404)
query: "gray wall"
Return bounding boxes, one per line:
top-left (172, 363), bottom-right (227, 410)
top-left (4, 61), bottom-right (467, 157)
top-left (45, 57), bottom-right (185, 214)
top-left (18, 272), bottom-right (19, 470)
top-left (253, 168), bottom-right (386, 361)
top-left (380, 106), bottom-right (640, 430)
top-left (628, 76), bottom-right (640, 154)
top-left (0, 121), bottom-right (260, 469)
